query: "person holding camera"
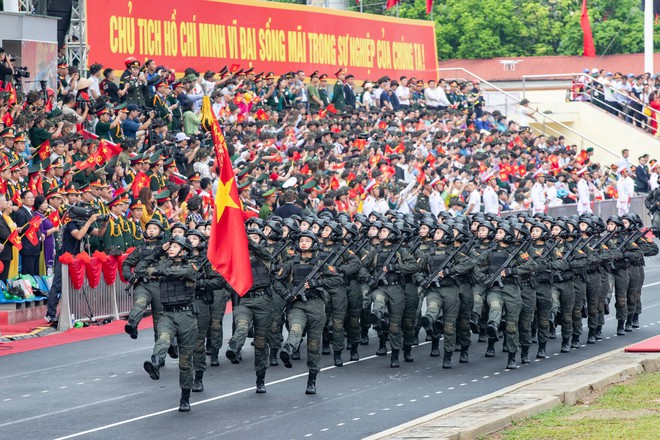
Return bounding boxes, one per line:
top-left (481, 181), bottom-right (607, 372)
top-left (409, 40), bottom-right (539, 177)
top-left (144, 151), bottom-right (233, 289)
top-left (122, 105), bottom-right (154, 140)
top-left (45, 208), bottom-right (107, 323)
top-left (0, 48), bottom-right (14, 86)
top-left (120, 60), bottom-right (148, 108)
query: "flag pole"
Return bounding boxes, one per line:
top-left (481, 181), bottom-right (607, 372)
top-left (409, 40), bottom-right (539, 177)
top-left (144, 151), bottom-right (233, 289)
top-left (644, 0), bottom-right (654, 74)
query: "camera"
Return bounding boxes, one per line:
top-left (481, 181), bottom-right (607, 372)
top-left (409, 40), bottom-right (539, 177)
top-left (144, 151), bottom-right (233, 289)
top-left (13, 66), bottom-right (30, 79)
top-left (68, 204), bottom-right (109, 223)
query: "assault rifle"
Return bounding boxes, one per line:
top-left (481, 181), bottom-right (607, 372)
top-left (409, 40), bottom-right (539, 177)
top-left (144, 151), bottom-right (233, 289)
top-left (282, 240), bottom-right (353, 310)
top-left (552, 236), bottom-right (584, 283)
top-left (419, 236), bottom-right (475, 292)
top-left (484, 238), bottom-right (533, 289)
top-left (615, 228), bottom-right (649, 252)
top-left (368, 239), bottom-right (406, 290)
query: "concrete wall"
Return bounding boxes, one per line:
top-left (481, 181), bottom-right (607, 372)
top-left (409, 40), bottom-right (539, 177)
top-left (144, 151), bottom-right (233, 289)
top-left (0, 12), bottom-right (58, 42)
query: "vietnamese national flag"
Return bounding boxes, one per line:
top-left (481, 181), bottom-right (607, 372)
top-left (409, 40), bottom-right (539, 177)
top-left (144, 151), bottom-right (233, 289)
top-left (581, 0), bottom-right (596, 57)
top-left (98, 139), bottom-right (121, 161)
top-left (206, 98), bottom-right (253, 296)
top-left (2, 111), bottom-right (14, 127)
top-left (6, 82), bottom-right (17, 106)
top-left (131, 171), bottom-right (150, 198)
top-left (326, 103), bottom-right (338, 115)
top-left (48, 209), bottom-right (61, 228)
top-left (426, 0), bottom-right (433, 15)
top-left (37, 140), bottom-right (51, 162)
top-left (386, 0), bottom-right (401, 10)
top-left (254, 108), bottom-right (269, 121)
top-left (6, 229), bottom-right (22, 250)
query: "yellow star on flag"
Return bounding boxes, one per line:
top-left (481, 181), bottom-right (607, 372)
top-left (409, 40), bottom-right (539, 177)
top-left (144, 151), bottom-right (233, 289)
top-left (215, 177), bottom-right (240, 222)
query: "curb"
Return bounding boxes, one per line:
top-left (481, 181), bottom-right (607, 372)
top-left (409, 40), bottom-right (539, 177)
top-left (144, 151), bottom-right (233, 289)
top-left (364, 339), bottom-right (660, 440)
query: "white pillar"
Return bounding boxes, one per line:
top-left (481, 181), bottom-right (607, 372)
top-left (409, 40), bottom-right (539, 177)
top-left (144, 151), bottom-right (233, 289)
top-left (644, 0), bottom-right (654, 74)
top-left (4, 0), bottom-right (20, 13)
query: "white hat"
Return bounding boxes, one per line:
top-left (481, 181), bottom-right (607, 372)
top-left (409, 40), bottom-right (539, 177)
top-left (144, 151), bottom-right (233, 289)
top-left (364, 82), bottom-right (374, 89)
top-left (282, 177), bottom-right (298, 189)
top-left (481, 171), bottom-right (495, 183)
top-left (175, 132), bottom-right (190, 142)
top-left (577, 167), bottom-right (589, 176)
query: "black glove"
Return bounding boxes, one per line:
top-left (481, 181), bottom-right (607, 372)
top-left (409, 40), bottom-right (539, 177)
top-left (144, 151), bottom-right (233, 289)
top-left (387, 263), bottom-right (399, 273)
top-left (152, 268), bottom-right (165, 277)
top-left (504, 267), bottom-right (517, 276)
top-left (128, 274), bottom-right (139, 284)
top-left (443, 267), bottom-right (455, 277)
top-left (367, 276), bottom-right (378, 289)
top-left (307, 278), bottom-right (320, 289)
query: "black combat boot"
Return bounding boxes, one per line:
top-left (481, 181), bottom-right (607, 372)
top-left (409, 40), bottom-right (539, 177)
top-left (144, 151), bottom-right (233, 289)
top-left (124, 322), bottom-right (138, 339)
top-left (478, 328), bottom-right (487, 343)
top-left (485, 340), bottom-right (495, 357)
top-left (225, 346), bottom-right (240, 364)
top-left (168, 344), bottom-right (179, 359)
top-left (350, 344), bottom-right (359, 361)
top-left (179, 388), bottom-right (191, 412)
top-left (390, 349), bottom-right (400, 368)
top-left (334, 351), bottom-right (343, 367)
top-left (403, 346), bottom-right (414, 362)
top-left (279, 347), bottom-right (293, 368)
top-left (536, 342), bottom-right (547, 359)
top-left (625, 314), bottom-right (634, 332)
top-left (595, 325), bottom-right (603, 340)
top-left (256, 372), bottom-right (266, 394)
top-left (506, 352), bottom-right (518, 369)
top-left (210, 348), bottom-right (220, 366)
top-left (520, 346), bottom-right (530, 364)
top-left (617, 320), bottom-right (626, 336)
top-left (305, 371), bottom-right (317, 395)
top-left (571, 335), bottom-right (581, 349)
top-left (470, 312), bottom-right (480, 335)
top-left (459, 346), bottom-right (469, 363)
top-left (430, 338), bottom-right (440, 357)
top-left (442, 351), bottom-right (452, 369)
top-left (561, 337), bottom-right (571, 353)
top-left (269, 348), bottom-right (279, 366)
top-left (322, 338), bottom-right (331, 355)
top-left (192, 371), bottom-right (204, 392)
top-left (237, 349), bottom-right (243, 362)
top-left (587, 329), bottom-right (596, 344)
top-left (486, 321), bottom-right (499, 341)
top-left (631, 313), bottom-right (640, 328)
top-left (420, 315), bottom-right (433, 334)
top-left (376, 338), bottom-right (387, 356)
top-left (143, 355), bottom-right (161, 380)
top-left (291, 346), bottom-right (301, 360)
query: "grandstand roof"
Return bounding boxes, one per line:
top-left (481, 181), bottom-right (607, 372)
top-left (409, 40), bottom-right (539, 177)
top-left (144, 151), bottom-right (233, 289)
top-left (438, 53), bottom-right (660, 82)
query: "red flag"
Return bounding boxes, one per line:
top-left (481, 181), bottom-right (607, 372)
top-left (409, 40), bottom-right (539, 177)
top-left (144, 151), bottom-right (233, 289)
top-left (417, 172), bottom-right (426, 186)
top-left (300, 163), bottom-right (310, 175)
top-left (330, 175), bottom-right (340, 190)
top-left (207, 110), bottom-right (253, 296)
top-left (24, 217), bottom-right (42, 246)
top-left (426, 0), bottom-right (433, 14)
top-left (353, 139), bottom-right (368, 150)
top-left (236, 114), bottom-right (245, 123)
top-left (98, 139), bottom-right (121, 161)
top-left (378, 120), bottom-right (387, 130)
top-left (326, 103), bottom-right (338, 114)
top-left (254, 108), bottom-right (269, 121)
top-left (10, 188), bottom-right (21, 208)
top-left (48, 209), bottom-right (61, 228)
top-left (581, 0), bottom-right (596, 57)
top-left (37, 140), bottom-right (51, 162)
top-left (318, 108), bottom-right (327, 119)
top-left (2, 111), bottom-right (14, 127)
top-left (6, 229), bottom-right (22, 250)
top-left (6, 82), bottom-right (17, 106)
top-left (386, 0), bottom-right (401, 10)
top-left (426, 153), bottom-right (436, 166)
top-left (131, 171), bottom-right (150, 198)
top-left (229, 64), bottom-right (240, 73)
top-left (29, 215), bottom-right (43, 230)
top-left (75, 155), bottom-right (98, 171)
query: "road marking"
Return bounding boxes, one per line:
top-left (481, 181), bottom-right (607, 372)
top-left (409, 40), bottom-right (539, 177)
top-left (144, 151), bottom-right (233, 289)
top-left (396, 403), bottom-right (404, 407)
top-left (21, 394), bottom-right (30, 398)
top-left (337, 422), bottom-right (345, 426)
top-left (59, 386), bottom-right (67, 389)
top-left (482, 376), bottom-right (489, 379)
top-left (304, 434), bottom-right (312, 437)
top-left (321, 428), bottom-right (329, 431)
top-left (0, 392), bottom-right (145, 428)
top-left (368, 412), bottom-right (376, 416)
top-left (3, 398), bottom-right (11, 402)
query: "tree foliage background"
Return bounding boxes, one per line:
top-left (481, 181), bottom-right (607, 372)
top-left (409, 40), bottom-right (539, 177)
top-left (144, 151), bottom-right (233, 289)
top-left (269, 0), bottom-right (660, 59)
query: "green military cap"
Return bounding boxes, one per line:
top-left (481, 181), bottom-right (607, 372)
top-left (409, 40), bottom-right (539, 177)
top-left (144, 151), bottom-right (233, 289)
top-left (301, 179), bottom-right (317, 190)
top-left (262, 188), bottom-right (276, 197)
top-left (27, 163), bottom-right (42, 174)
top-left (149, 152), bottom-right (163, 164)
top-left (162, 157), bottom-right (175, 167)
top-left (62, 163), bottom-right (72, 174)
top-left (129, 153), bottom-right (143, 163)
top-left (48, 108), bottom-right (62, 118)
top-left (237, 180), bottom-right (251, 190)
top-left (154, 189), bottom-right (171, 200)
top-left (184, 73), bottom-right (198, 83)
top-left (230, 153), bottom-right (240, 162)
top-left (113, 102), bottom-right (127, 111)
top-left (255, 173), bottom-right (268, 183)
top-left (586, 147), bottom-right (594, 153)
top-left (237, 167), bottom-right (250, 177)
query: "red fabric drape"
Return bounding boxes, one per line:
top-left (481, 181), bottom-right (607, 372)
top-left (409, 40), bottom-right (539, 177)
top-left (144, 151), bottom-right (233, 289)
top-left (581, 0), bottom-right (596, 57)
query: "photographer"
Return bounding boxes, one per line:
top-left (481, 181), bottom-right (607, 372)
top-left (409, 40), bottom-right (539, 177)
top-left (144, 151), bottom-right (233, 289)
top-left (120, 60), bottom-right (148, 108)
top-left (45, 208), bottom-right (107, 323)
top-left (0, 48), bottom-right (14, 85)
top-left (122, 105), bottom-right (154, 140)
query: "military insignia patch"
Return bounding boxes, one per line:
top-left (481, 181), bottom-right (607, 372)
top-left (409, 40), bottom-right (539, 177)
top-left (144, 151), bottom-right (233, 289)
top-left (287, 250), bottom-right (295, 256)
top-left (191, 263), bottom-right (198, 271)
top-left (555, 251), bottom-right (562, 257)
top-left (534, 250), bottom-right (542, 256)
top-left (327, 265), bottom-right (336, 273)
top-left (520, 252), bottom-right (529, 260)
top-left (278, 269), bottom-right (283, 276)
top-left (348, 250), bottom-right (355, 255)
top-left (577, 249), bottom-right (584, 254)
top-left (602, 245), bottom-right (609, 250)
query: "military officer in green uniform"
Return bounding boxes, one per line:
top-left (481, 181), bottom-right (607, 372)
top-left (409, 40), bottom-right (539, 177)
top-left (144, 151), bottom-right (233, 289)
top-left (528, 221), bottom-right (556, 359)
top-left (142, 235), bottom-right (199, 412)
top-left (331, 69), bottom-right (346, 111)
top-left (101, 194), bottom-right (130, 254)
top-left (225, 228), bottom-right (274, 393)
top-left (318, 74), bottom-right (330, 107)
top-left (274, 230), bottom-right (343, 394)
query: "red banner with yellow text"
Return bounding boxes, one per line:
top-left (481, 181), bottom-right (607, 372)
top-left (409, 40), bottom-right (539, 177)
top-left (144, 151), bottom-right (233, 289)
top-left (86, 0), bottom-right (438, 79)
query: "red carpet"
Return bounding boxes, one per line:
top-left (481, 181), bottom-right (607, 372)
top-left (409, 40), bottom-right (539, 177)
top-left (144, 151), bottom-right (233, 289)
top-left (625, 335), bottom-right (660, 353)
top-left (0, 316), bottom-right (154, 357)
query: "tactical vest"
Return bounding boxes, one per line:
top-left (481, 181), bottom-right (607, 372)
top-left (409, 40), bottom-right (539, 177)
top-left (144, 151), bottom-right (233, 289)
top-left (159, 268), bottom-right (195, 307)
top-left (429, 250), bottom-right (449, 273)
top-left (489, 250), bottom-right (508, 275)
top-left (250, 257), bottom-right (271, 290)
top-left (293, 260), bottom-right (314, 286)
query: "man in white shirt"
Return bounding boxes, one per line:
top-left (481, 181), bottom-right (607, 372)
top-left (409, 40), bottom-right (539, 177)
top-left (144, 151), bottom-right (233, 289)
top-left (396, 76), bottom-right (411, 109)
top-left (546, 177), bottom-right (563, 207)
top-left (429, 178), bottom-right (447, 218)
top-left (481, 173), bottom-right (499, 215)
top-left (464, 180), bottom-right (481, 215)
top-left (423, 80), bottom-right (450, 110)
top-left (530, 170), bottom-right (547, 214)
top-left (617, 168), bottom-right (635, 215)
top-left (617, 148), bottom-right (631, 174)
top-left (576, 168), bottom-right (592, 214)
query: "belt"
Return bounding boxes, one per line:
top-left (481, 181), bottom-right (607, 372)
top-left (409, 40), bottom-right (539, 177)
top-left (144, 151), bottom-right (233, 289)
top-left (163, 305), bottom-right (193, 312)
top-left (246, 289), bottom-right (269, 298)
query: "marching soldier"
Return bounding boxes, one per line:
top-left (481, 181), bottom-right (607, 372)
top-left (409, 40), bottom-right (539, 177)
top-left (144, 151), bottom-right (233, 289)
top-left (225, 228), bottom-right (274, 393)
top-left (548, 220), bottom-right (576, 352)
top-left (274, 230), bottom-right (343, 394)
top-left (142, 236), bottom-right (199, 412)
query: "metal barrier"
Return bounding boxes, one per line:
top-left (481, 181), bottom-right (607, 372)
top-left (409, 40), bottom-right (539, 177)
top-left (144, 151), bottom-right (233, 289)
top-left (57, 265), bottom-right (133, 331)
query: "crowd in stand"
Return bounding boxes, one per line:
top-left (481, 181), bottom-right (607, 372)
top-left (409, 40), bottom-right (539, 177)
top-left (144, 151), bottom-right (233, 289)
top-left (571, 69), bottom-right (660, 135)
top-left (0, 48), bottom-right (654, 288)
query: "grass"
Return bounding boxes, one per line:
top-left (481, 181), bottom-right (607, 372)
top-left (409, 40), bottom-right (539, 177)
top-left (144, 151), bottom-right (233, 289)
top-left (486, 372), bottom-right (660, 440)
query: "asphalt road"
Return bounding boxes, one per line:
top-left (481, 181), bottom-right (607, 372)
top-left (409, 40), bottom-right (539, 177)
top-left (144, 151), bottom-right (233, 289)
top-left (2, 258), bottom-right (660, 440)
